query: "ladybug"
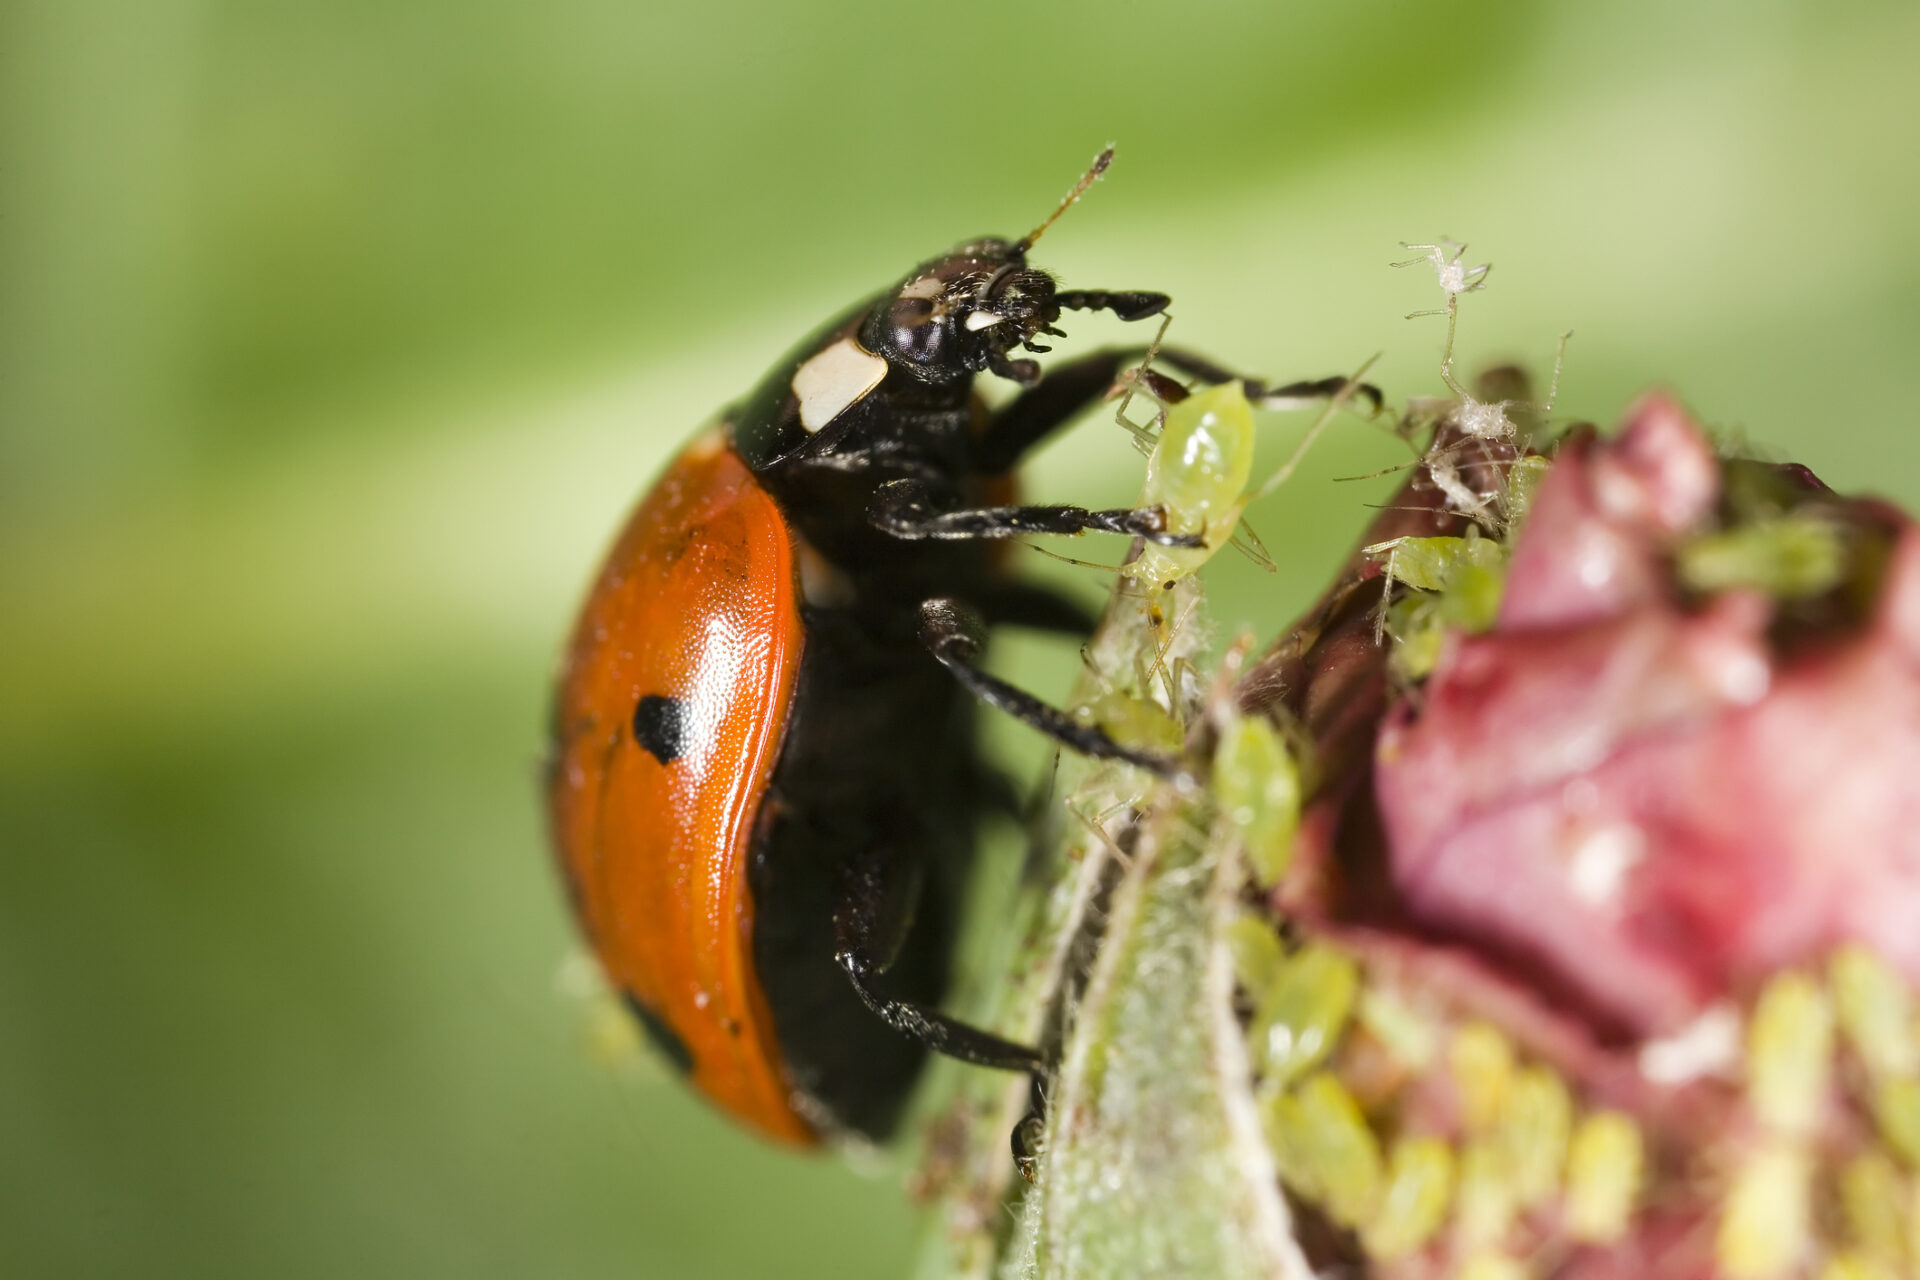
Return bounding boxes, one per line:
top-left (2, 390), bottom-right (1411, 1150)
top-left (548, 151), bottom-right (1366, 1145)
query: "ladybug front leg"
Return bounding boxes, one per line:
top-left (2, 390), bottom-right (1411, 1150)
top-left (917, 597), bottom-right (1180, 776)
top-left (868, 478), bottom-right (1203, 546)
top-left (832, 846), bottom-right (1041, 1074)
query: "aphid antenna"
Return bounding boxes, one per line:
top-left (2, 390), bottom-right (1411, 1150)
top-left (1543, 329), bottom-right (1574, 415)
top-left (1360, 500), bottom-right (1485, 519)
top-left (1019, 541), bottom-right (1128, 574)
top-left (1244, 353), bottom-right (1381, 506)
top-left (1015, 144), bottom-right (1115, 255)
top-left (1331, 459), bottom-right (1419, 484)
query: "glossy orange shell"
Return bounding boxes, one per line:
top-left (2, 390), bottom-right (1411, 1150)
top-left (548, 429), bottom-right (814, 1144)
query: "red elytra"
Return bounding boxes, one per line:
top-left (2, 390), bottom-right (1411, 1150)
top-left (549, 429), bottom-right (813, 1143)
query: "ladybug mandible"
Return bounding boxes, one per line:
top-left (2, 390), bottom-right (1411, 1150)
top-left (547, 150), bottom-right (1355, 1145)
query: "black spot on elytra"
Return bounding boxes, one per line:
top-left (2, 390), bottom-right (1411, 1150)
top-left (623, 992), bottom-right (695, 1075)
top-left (631, 694), bottom-right (688, 765)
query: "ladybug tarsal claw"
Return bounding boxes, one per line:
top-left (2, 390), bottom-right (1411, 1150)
top-left (989, 351), bottom-right (1043, 385)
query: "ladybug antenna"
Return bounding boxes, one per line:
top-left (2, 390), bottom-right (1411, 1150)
top-left (1014, 145), bottom-right (1114, 256)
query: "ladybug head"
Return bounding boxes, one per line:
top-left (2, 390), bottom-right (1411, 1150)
top-left (860, 241), bottom-right (1064, 388)
top-left (859, 149), bottom-right (1169, 389)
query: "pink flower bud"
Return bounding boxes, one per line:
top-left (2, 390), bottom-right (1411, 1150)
top-left (1243, 394), bottom-right (1920, 1274)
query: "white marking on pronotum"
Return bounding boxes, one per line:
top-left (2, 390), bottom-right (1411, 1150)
top-left (792, 337), bottom-right (888, 432)
top-left (964, 310), bottom-right (1006, 331)
top-left (897, 275), bottom-right (944, 300)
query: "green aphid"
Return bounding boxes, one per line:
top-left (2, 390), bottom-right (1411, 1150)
top-left (1251, 943), bottom-right (1359, 1085)
top-left (1224, 912), bottom-right (1285, 999)
top-left (1838, 1151), bottom-right (1909, 1266)
top-left (1453, 1139), bottom-right (1517, 1254)
top-left (1078, 687), bottom-right (1186, 758)
top-left (1872, 1076), bottom-right (1920, 1169)
top-left (1564, 1110), bottom-right (1643, 1244)
top-left (1373, 531), bottom-right (1507, 680)
top-left (1128, 381), bottom-right (1256, 586)
top-left (1363, 1136), bottom-right (1454, 1260)
top-left (1375, 532), bottom-right (1506, 616)
top-left (1386, 595), bottom-right (1448, 682)
top-left (1831, 944), bottom-right (1919, 1081)
top-left (1265, 1072), bottom-right (1381, 1228)
top-left (1377, 534), bottom-right (1489, 593)
top-left (1212, 713), bottom-right (1300, 890)
top-left (1494, 1065), bottom-right (1572, 1209)
top-left (1382, 529), bottom-right (1512, 594)
top-left (1450, 1022), bottom-right (1516, 1136)
top-left (1502, 454), bottom-right (1552, 531)
top-left (1716, 1142), bottom-right (1812, 1280)
top-left (1677, 511), bottom-right (1847, 601)
top-left (1747, 971), bottom-right (1833, 1136)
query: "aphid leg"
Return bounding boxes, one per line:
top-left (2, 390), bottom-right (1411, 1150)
top-left (869, 478), bottom-right (1204, 548)
top-left (917, 597), bottom-right (1181, 776)
top-left (832, 849), bottom-right (1041, 1073)
top-left (1109, 313), bottom-right (1180, 452)
top-left (1366, 536), bottom-right (1410, 645)
top-left (1245, 354), bottom-right (1382, 504)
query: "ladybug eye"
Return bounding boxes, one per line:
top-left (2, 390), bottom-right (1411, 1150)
top-left (887, 296), bottom-right (944, 363)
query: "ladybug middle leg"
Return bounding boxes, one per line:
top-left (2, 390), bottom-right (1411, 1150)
top-left (867, 477), bottom-right (1202, 546)
top-left (917, 597), bottom-right (1179, 775)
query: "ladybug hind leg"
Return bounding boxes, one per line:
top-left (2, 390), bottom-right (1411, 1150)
top-left (831, 846), bottom-right (1041, 1074)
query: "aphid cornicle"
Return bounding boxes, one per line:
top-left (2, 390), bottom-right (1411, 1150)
top-left (546, 151), bottom-right (1366, 1145)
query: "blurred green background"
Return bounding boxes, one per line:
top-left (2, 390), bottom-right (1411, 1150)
top-left (3, 1), bottom-right (1916, 1276)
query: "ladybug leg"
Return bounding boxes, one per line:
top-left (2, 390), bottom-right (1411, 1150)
top-left (1153, 346), bottom-right (1386, 416)
top-left (918, 597), bottom-right (1181, 777)
top-left (973, 348), bottom-right (1140, 474)
top-left (832, 848), bottom-right (1041, 1074)
top-left (973, 347), bottom-right (1383, 475)
top-left (1053, 287), bottom-right (1172, 322)
top-left (869, 478), bottom-right (1204, 548)
top-left (1012, 1074), bottom-right (1050, 1183)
